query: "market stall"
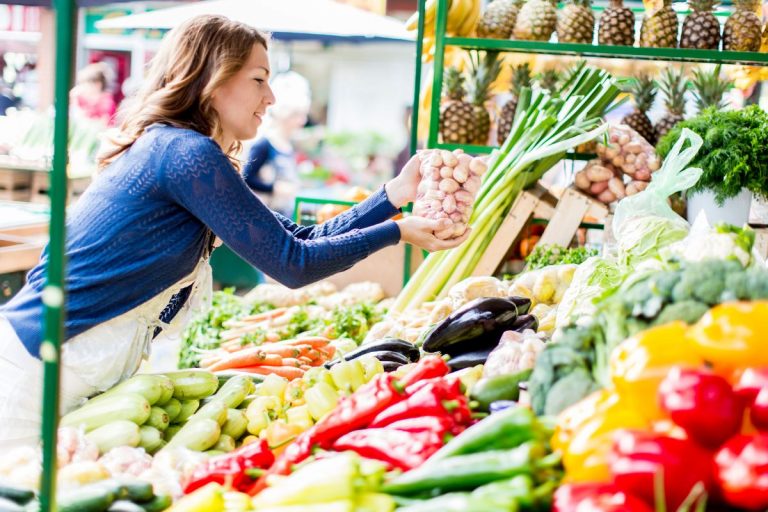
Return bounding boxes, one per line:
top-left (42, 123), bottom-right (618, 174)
top-left (5, 0), bottom-right (768, 510)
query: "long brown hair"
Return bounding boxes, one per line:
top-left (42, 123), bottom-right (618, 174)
top-left (99, 15), bottom-right (268, 168)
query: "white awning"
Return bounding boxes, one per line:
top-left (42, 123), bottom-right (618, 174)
top-left (96, 0), bottom-right (414, 43)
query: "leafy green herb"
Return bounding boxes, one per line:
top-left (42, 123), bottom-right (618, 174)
top-left (656, 105), bottom-right (768, 205)
top-left (524, 244), bottom-right (598, 270)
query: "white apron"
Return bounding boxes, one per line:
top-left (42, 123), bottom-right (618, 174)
top-left (0, 256), bottom-right (213, 450)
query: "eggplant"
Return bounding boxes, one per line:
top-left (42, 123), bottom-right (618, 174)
top-left (422, 297), bottom-right (524, 354)
top-left (446, 346), bottom-right (496, 371)
top-left (506, 296), bottom-right (532, 315)
top-left (382, 361), bottom-right (405, 372)
top-left (511, 314), bottom-right (539, 332)
top-left (360, 350), bottom-right (411, 365)
top-left (343, 338), bottom-right (420, 362)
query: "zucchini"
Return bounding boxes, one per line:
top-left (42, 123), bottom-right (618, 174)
top-left (164, 370), bottom-right (219, 400)
top-left (57, 483), bottom-right (116, 512)
top-left (165, 418), bottom-right (220, 451)
top-left (107, 501), bottom-right (145, 512)
top-left (85, 421), bottom-right (141, 454)
top-left (0, 483), bottom-right (34, 505)
top-left (191, 400), bottom-right (227, 426)
top-left (162, 398), bottom-right (182, 423)
top-left (145, 407), bottom-right (169, 431)
top-left (138, 495), bottom-right (171, 512)
top-left (469, 369), bottom-right (533, 412)
top-left (154, 378), bottom-right (175, 406)
top-left (212, 434), bottom-right (235, 453)
top-left (114, 481), bottom-right (153, 503)
top-left (210, 375), bottom-right (253, 408)
top-left (138, 426), bottom-right (164, 455)
top-left (89, 375), bottom-right (173, 406)
top-left (62, 393), bottom-right (151, 432)
top-left (164, 425), bottom-right (181, 441)
top-left (221, 409), bottom-right (248, 439)
top-left (175, 399), bottom-right (200, 423)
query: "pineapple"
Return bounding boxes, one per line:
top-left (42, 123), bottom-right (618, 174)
top-left (497, 63), bottom-right (532, 143)
top-left (466, 52), bottom-right (502, 145)
top-left (439, 68), bottom-right (474, 144)
top-left (537, 69), bottom-right (561, 95)
top-left (514, 0), bottom-right (558, 41)
top-left (691, 64), bottom-right (731, 112)
top-left (477, 0), bottom-right (524, 39)
top-left (655, 67), bottom-right (687, 140)
top-left (622, 75), bottom-right (657, 145)
top-left (639, 0), bottom-right (679, 48)
top-left (557, 0), bottom-right (596, 44)
top-left (723, 0), bottom-right (762, 51)
top-left (680, 0), bottom-right (721, 49)
top-left (598, 0), bottom-right (635, 46)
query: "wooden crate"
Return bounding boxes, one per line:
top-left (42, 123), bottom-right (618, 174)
top-left (0, 169), bottom-right (32, 201)
top-left (29, 173), bottom-right (91, 204)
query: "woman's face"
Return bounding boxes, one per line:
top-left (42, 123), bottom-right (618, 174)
top-left (211, 43), bottom-right (275, 146)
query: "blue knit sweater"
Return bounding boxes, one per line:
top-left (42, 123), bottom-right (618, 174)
top-left (1, 125), bottom-right (401, 358)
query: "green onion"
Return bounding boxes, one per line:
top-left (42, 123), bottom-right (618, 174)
top-left (392, 66), bottom-right (622, 313)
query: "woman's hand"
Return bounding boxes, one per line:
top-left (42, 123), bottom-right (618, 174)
top-left (385, 153), bottom-right (422, 209)
top-left (396, 216), bottom-right (471, 252)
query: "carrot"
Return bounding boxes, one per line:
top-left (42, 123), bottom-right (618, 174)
top-left (258, 344), bottom-right (302, 358)
top-left (198, 355), bottom-right (222, 368)
top-left (298, 356), bottom-right (314, 365)
top-left (282, 336), bottom-right (330, 349)
top-left (279, 358), bottom-right (303, 368)
top-left (238, 365), bottom-right (305, 380)
top-left (241, 307), bottom-right (289, 322)
top-left (316, 346), bottom-right (336, 360)
top-left (207, 348), bottom-right (281, 372)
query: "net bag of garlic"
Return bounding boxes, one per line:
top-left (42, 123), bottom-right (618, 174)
top-left (412, 149), bottom-right (487, 240)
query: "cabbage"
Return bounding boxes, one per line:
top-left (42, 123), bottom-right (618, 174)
top-left (555, 256), bottom-right (622, 329)
top-left (616, 215), bottom-right (689, 267)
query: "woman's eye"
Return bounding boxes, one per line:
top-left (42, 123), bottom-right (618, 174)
top-left (254, 78), bottom-right (264, 84)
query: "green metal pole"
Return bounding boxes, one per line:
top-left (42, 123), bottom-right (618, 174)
top-left (40, 0), bottom-right (75, 509)
top-left (427, 0), bottom-right (449, 149)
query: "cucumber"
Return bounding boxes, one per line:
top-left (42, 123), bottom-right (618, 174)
top-left (469, 369), bottom-right (533, 412)
top-left (164, 370), bottom-right (219, 400)
top-left (211, 375), bottom-right (253, 408)
top-left (165, 418), bottom-right (220, 451)
top-left (138, 495), bottom-right (171, 512)
top-left (212, 434), bottom-right (235, 453)
top-left (0, 483), bottom-right (34, 505)
top-left (162, 398), bottom-right (182, 423)
top-left (174, 399), bottom-right (200, 424)
top-left (221, 409), bottom-right (248, 439)
top-left (145, 407), bottom-right (169, 431)
top-left (114, 481), bottom-right (153, 503)
top-left (86, 421), bottom-right (141, 454)
top-left (138, 426), bottom-right (164, 454)
top-left (107, 501), bottom-right (144, 512)
top-left (0, 497), bottom-right (23, 511)
top-left (164, 425), bottom-right (181, 441)
top-left (62, 393), bottom-right (151, 432)
top-left (89, 375), bottom-right (173, 406)
top-left (57, 483), bottom-right (116, 512)
top-left (203, 450), bottom-right (226, 457)
top-left (191, 400), bottom-right (227, 426)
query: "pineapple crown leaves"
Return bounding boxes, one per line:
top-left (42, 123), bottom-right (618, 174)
top-left (509, 63), bottom-right (533, 96)
top-left (443, 67), bottom-right (466, 101)
top-left (627, 74), bottom-right (658, 112)
top-left (689, 0), bottom-right (719, 12)
top-left (568, 0), bottom-right (593, 8)
top-left (733, 0), bottom-right (760, 11)
top-left (537, 69), bottom-right (562, 94)
top-left (691, 64), bottom-right (732, 112)
top-left (659, 67), bottom-right (688, 116)
top-left (466, 51), bottom-right (502, 106)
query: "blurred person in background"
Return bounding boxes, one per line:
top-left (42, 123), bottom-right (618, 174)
top-left (70, 62), bottom-right (117, 125)
top-left (242, 71), bottom-right (311, 218)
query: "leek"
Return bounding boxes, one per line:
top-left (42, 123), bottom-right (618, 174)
top-left (392, 66), bottom-right (622, 313)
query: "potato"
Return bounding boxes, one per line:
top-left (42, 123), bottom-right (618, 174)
top-left (633, 169), bottom-right (651, 181)
top-left (428, 151), bottom-right (443, 168)
top-left (440, 150), bottom-right (458, 167)
top-left (440, 166), bottom-right (454, 179)
top-left (608, 177), bottom-right (626, 200)
top-left (439, 178), bottom-right (460, 193)
top-left (463, 175), bottom-right (481, 194)
top-left (443, 195), bottom-right (457, 214)
top-left (469, 157), bottom-right (487, 175)
top-left (453, 165), bottom-right (469, 183)
top-left (597, 189), bottom-right (617, 204)
top-left (455, 189), bottom-right (473, 204)
top-left (574, 170), bottom-right (591, 190)
top-left (585, 165), bottom-right (613, 182)
top-left (590, 180), bottom-right (609, 195)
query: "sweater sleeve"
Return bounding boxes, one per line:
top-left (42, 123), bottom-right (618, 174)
top-left (242, 139), bottom-right (274, 193)
top-left (161, 134), bottom-right (401, 288)
top-left (271, 186), bottom-right (401, 240)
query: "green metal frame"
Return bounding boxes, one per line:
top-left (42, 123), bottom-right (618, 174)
top-left (40, 0), bottom-right (75, 509)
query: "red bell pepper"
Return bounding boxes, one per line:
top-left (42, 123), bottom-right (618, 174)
top-left (384, 415), bottom-right (457, 434)
top-left (751, 388), bottom-right (768, 431)
top-left (333, 427), bottom-right (445, 471)
top-left (658, 367), bottom-right (743, 448)
top-left (734, 368), bottom-right (768, 403)
top-left (183, 439), bottom-right (274, 494)
top-left (609, 430), bottom-right (713, 511)
top-left (553, 482), bottom-right (654, 512)
top-left (715, 434), bottom-right (768, 510)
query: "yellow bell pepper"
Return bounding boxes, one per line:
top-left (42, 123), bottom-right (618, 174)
top-left (559, 392), bottom-right (649, 483)
top-left (167, 482), bottom-right (224, 512)
top-left (688, 301), bottom-right (768, 374)
top-left (553, 389), bottom-right (613, 453)
top-left (610, 322), bottom-right (703, 421)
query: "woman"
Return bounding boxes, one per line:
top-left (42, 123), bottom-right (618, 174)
top-left (0, 15), bottom-right (467, 448)
top-left (70, 62), bottom-right (117, 125)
